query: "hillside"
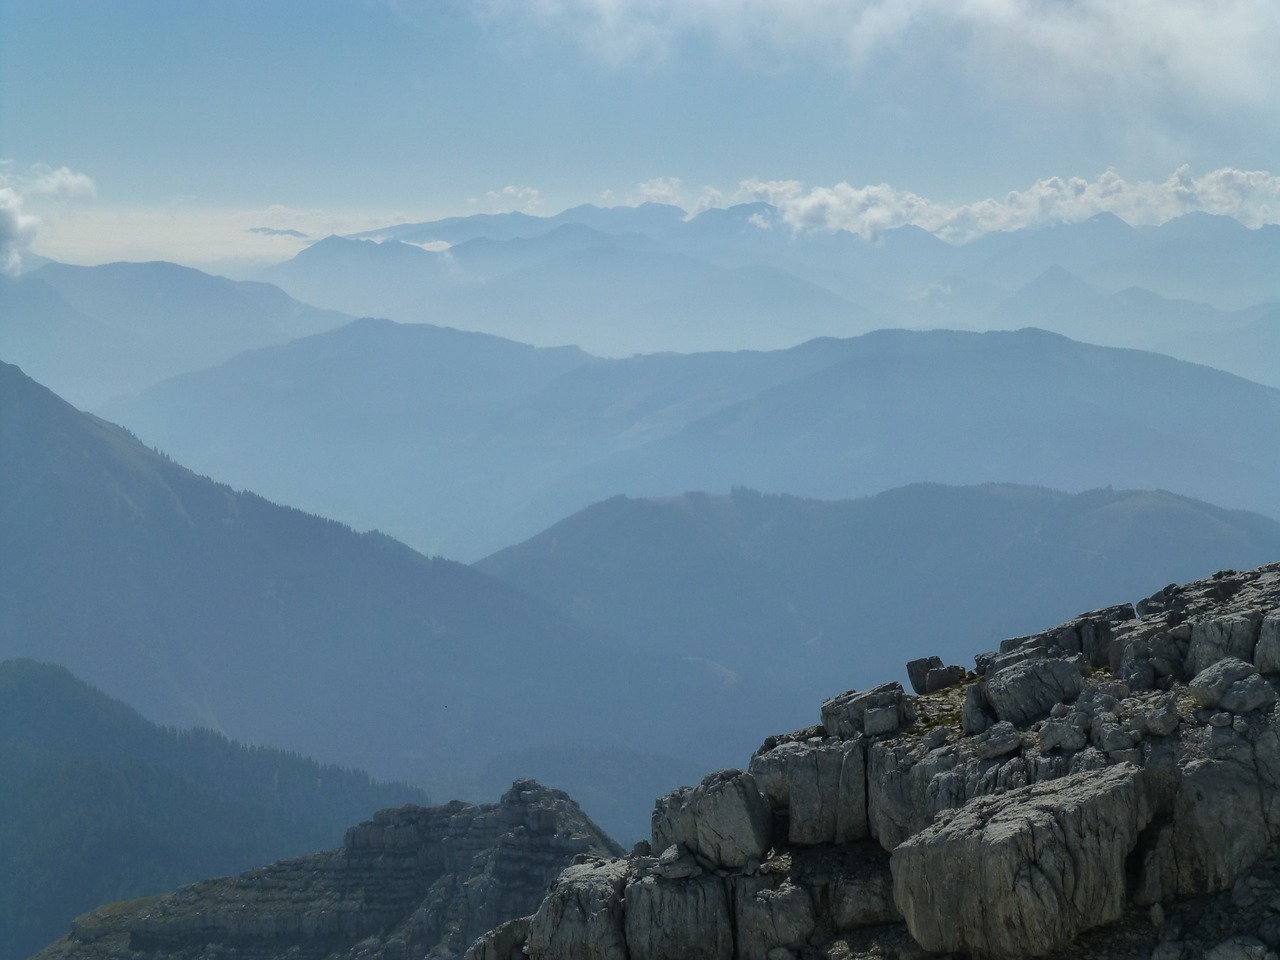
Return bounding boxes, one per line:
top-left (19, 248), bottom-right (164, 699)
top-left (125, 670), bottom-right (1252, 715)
top-left (0, 659), bottom-right (429, 960)
top-left (0, 361), bottom-right (730, 844)
top-left (106, 325), bottom-right (1280, 562)
top-left (478, 485), bottom-right (1280, 714)
top-left (0, 261), bottom-right (349, 406)
top-left (261, 204), bottom-right (1280, 374)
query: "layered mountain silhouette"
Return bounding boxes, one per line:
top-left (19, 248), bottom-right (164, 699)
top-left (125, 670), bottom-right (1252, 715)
top-left (477, 485), bottom-right (1280, 701)
top-left (0, 361), bottom-right (735, 844)
top-left (0, 658), bottom-right (429, 960)
top-left (262, 232), bottom-right (876, 355)
top-left (257, 203), bottom-right (1280, 374)
top-left (106, 323), bottom-right (1280, 562)
top-left (0, 261), bottom-right (348, 406)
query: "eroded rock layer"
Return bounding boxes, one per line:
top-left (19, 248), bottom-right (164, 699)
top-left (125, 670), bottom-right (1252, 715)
top-left (34, 780), bottom-right (620, 960)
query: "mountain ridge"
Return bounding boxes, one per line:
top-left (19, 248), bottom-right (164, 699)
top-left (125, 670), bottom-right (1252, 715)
top-left (0, 657), bottom-right (430, 960)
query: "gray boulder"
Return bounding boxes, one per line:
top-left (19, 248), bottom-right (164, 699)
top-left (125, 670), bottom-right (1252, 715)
top-left (907, 655), bottom-right (965, 694)
top-left (1252, 611), bottom-right (1280, 674)
top-left (907, 656), bottom-right (945, 694)
top-left (623, 874), bottom-right (733, 960)
top-left (748, 738), bottom-right (867, 845)
top-left (464, 917), bottom-right (530, 960)
top-left (1221, 674), bottom-right (1278, 714)
top-left (733, 878), bottom-right (815, 960)
top-left (1135, 719), bottom-right (1280, 901)
top-left (891, 763), bottom-right (1152, 960)
top-left (961, 681), bottom-right (994, 735)
top-left (1039, 718), bottom-right (1088, 753)
top-left (972, 720), bottom-right (1022, 759)
top-left (821, 682), bottom-right (914, 739)
top-left (1190, 657), bottom-right (1264, 709)
top-left (985, 657), bottom-right (1084, 727)
top-left (1188, 613), bottom-right (1264, 676)
top-left (526, 860), bottom-right (629, 960)
top-left (652, 769), bottom-right (772, 870)
top-left (1137, 691), bottom-right (1182, 737)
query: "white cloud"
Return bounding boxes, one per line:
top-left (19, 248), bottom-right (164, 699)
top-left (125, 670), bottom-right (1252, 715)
top-left (485, 185), bottom-right (544, 213)
top-left (738, 167), bottom-right (1280, 242)
top-left (0, 162), bottom-right (97, 274)
top-left (24, 164), bottom-right (98, 201)
top-left (0, 188), bottom-right (39, 275)
top-left (22, 201), bottom-right (448, 276)
top-left (476, 0), bottom-right (1280, 114)
top-left (633, 176), bottom-right (684, 205)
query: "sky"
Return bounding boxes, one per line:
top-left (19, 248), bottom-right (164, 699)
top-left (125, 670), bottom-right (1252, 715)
top-left (2, 0), bottom-right (1280, 274)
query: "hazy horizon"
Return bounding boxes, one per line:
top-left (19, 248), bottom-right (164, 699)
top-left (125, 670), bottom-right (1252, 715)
top-left (3, 1), bottom-right (1280, 276)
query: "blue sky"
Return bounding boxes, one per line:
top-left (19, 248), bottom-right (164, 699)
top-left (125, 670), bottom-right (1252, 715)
top-left (3, 0), bottom-right (1279, 272)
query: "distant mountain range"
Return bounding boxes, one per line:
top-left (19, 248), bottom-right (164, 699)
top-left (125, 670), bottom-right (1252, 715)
top-left (106, 322), bottom-right (1280, 562)
top-left (0, 361), bottom-right (731, 845)
top-left (0, 658), bottom-right (429, 960)
top-left (256, 203), bottom-right (1280, 375)
top-left (261, 231), bottom-right (878, 355)
top-left (0, 261), bottom-right (349, 407)
top-left (8, 355), bottom-right (1280, 847)
top-left (477, 485), bottom-right (1280, 699)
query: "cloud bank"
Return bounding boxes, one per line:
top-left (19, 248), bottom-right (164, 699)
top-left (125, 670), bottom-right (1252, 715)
top-left (0, 163), bottom-right (96, 274)
top-left (738, 167), bottom-right (1280, 242)
top-left (0, 188), bottom-right (39, 275)
top-left (477, 0), bottom-right (1280, 115)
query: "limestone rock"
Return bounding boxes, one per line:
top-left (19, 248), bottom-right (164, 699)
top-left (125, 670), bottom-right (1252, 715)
top-left (962, 680), bottom-right (994, 735)
top-left (1221, 674), bottom-right (1278, 714)
top-left (1188, 614), bottom-right (1264, 677)
top-left (1253, 612), bottom-right (1280, 674)
top-left (464, 916), bottom-right (530, 960)
top-left (748, 738), bottom-right (867, 845)
top-left (1135, 720), bottom-right (1280, 901)
top-left (734, 878), bottom-right (816, 960)
top-left (651, 769), bottom-right (772, 870)
top-left (1190, 658), bottom-right (1265, 709)
top-left (907, 656), bottom-right (944, 694)
top-left (1039, 718), bottom-right (1088, 753)
top-left (973, 719), bottom-right (1022, 759)
top-left (1138, 691), bottom-right (1182, 737)
top-left (985, 656), bottom-right (1084, 727)
top-left (526, 859), bottom-right (630, 960)
top-left (34, 780), bottom-right (620, 960)
top-left (652, 844), bottom-right (702, 880)
top-left (830, 869), bottom-right (900, 930)
top-left (891, 764), bottom-right (1152, 960)
top-left (623, 874), bottom-right (733, 960)
top-left (821, 682), bottom-right (914, 739)
top-left (907, 656), bottom-right (965, 694)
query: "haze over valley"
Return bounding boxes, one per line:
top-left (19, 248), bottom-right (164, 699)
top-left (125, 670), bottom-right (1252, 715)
top-left (3, 2), bottom-right (1280, 958)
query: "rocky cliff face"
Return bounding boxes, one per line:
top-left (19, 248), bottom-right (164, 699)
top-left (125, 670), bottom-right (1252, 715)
top-left (494, 562), bottom-right (1280, 960)
top-left (33, 780), bottom-right (621, 960)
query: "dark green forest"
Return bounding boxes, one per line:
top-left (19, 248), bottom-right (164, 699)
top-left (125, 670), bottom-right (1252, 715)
top-left (0, 658), bottom-right (429, 960)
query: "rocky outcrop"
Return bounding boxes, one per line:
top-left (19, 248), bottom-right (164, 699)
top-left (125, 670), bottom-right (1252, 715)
top-left (34, 780), bottom-right (621, 960)
top-left (892, 763), bottom-right (1153, 958)
top-left (36, 562), bottom-right (1280, 960)
top-left (651, 769), bottom-right (773, 870)
top-left (494, 562), bottom-right (1280, 960)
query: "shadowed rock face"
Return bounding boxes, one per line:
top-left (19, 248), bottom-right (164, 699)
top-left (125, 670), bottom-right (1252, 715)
top-left (33, 780), bottom-right (621, 960)
top-left (508, 563), bottom-right (1280, 960)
